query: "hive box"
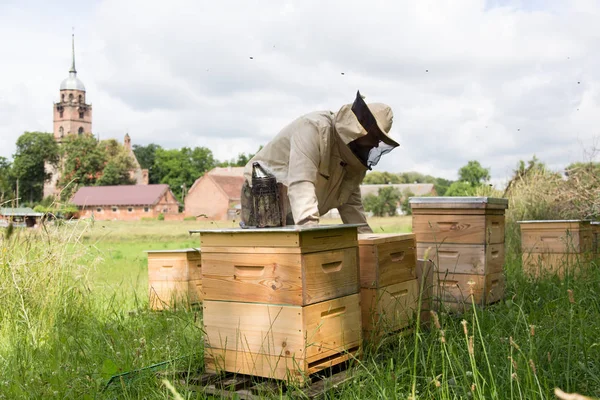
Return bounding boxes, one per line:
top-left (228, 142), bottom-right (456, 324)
top-left (192, 224), bottom-right (363, 382)
top-left (146, 248), bottom-right (202, 310)
top-left (357, 233), bottom-right (417, 288)
top-left (519, 220), bottom-right (594, 276)
top-left (194, 225), bottom-right (361, 306)
top-left (360, 280), bottom-right (418, 336)
top-left (409, 197), bottom-right (508, 309)
top-left (593, 221), bottom-right (600, 254)
top-left (203, 293), bottom-right (362, 383)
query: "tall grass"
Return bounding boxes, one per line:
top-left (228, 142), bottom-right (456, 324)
top-left (0, 221), bottom-right (203, 399)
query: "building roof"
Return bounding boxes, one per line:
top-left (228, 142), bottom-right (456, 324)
top-left (71, 184), bottom-right (171, 207)
top-left (208, 166), bottom-right (245, 177)
top-left (60, 34), bottom-right (85, 91)
top-left (360, 183), bottom-right (436, 198)
top-left (210, 175), bottom-right (245, 200)
top-left (0, 207), bottom-right (44, 217)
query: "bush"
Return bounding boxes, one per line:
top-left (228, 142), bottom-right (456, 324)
top-left (157, 213), bottom-right (165, 221)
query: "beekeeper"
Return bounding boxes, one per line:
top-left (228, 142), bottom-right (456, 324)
top-left (241, 91), bottom-right (399, 233)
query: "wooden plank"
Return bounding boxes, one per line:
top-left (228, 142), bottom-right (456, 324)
top-left (149, 281), bottom-right (189, 310)
top-left (359, 235), bottom-right (416, 288)
top-left (302, 293), bottom-right (362, 362)
top-left (201, 231), bottom-right (301, 249)
top-left (201, 253), bottom-right (304, 304)
top-left (412, 208), bottom-right (506, 215)
top-left (299, 227), bottom-right (358, 251)
top-left (148, 253), bottom-right (190, 282)
top-left (358, 233), bottom-right (415, 245)
top-left (417, 243), bottom-right (504, 275)
top-left (360, 280), bottom-right (418, 334)
top-left (188, 279), bottom-right (203, 303)
top-left (416, 259), bottom-right (434, 323)
top-left (434, 272), bottom-right (504, 306)
top-left (521, 252), bottom-right (591, 277)
top-left (203, 301), bottom-right (305, 358)
top-left (520, 223), bottom-right (594, 253)
top-left (412, 214), bottom-right (504, 245)
top-left (302, 248), bottom-right (359, 305)
top-left (187, 255), bottom-right (203, 281)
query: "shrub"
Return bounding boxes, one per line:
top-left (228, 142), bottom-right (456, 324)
top-left (157, 213), bottom-right (165, 221)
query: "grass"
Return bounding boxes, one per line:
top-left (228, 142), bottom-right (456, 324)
top-left (0, 216), bottom-right (599, 399)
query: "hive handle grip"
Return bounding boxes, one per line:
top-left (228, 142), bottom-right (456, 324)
top-left (320, 306), bottom-right (346, 319)
top-left (390, 251), bottom-right (405, 262)
top-left (321, 261), bottom-right (342, 273)
top-left (234, 265), bottom-right (265, 277)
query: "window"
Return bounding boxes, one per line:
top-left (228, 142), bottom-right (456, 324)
top-left (127, 207), bottom-right (133, 212)
top-left (78, 127), bottom-right (84, 135)
top-left (69, 93), bottom-right (74, 102)
top-left (78, 95), bottom-right (82, 103)
top-left (96, 208), bottom-right (102, 213)
top-left (79, 111), bottom-right (84, 119)
top-left (144, 207), bottom-right (149, 212)
top-left (112, 207), bottom-right (118, 212)
top-left (59, 126), bottom-right (64, 137)
top-left (59, 110), bottom-right (64, 118)
top-left (61, 94), bottom-right (65, 102)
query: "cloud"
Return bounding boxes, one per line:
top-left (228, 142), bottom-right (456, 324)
top-left (1, 0), bottom-right (599, 186)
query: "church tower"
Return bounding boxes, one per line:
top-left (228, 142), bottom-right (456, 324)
top-left (53, 34), bottom-right (92, 140)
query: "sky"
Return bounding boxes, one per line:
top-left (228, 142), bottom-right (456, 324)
top-left (1, 0), bottom-right (599, 188)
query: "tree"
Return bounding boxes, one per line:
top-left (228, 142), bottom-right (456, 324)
top-left (12, 132), bottom-right (59, 203)
top-left (133, 143), bottom-right (163, 183)
top-left (400, 189), bottom-right (415, 215)
top-left (60, 134), bottom-right (106, 196)
top-left (363, 186), bottom-right (401, 217)
top-left (0, 157), bottom-right (13, 202)
top-left (445, 181), bottom-right (477, 196)
top-left (153, 146), bottom-right (217, 201)
top-left (458, 161), bottom-right (490, 187)
top-left (363, 171), bottom-right (402, 184)
top-left (218, 146), bottom-right (263, 167)
top-left (434, 177), bottom-right (453, 196)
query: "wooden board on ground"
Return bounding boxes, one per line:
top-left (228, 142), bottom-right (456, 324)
top-left (358, 233), bottom-right (417, 288)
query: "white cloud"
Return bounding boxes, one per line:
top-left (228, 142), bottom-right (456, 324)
top-left (1, 0), bottom-right (599, 184)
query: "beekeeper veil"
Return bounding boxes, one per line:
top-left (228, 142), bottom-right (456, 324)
top-left (334, 91), bottom-right (399, 169)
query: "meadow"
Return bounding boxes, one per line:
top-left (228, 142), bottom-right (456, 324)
top-left (0, 216), bottom-right (599, 399)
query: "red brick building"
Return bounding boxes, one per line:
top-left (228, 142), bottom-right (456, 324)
top-left (71, 184), bottom-right (180, 221)
top-left (185, 167), bottom-right (245, 220)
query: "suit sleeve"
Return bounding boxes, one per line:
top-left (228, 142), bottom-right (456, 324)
top-left (286, 119), bottom-right (321, 225)
top-left (337, 185), bottom-right (373, 233)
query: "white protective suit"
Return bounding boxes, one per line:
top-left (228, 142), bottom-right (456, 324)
top-left (243, 101), bottom-right (396, 233)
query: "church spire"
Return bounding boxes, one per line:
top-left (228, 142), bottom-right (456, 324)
top-left (69, 33), bottom-right (77, 74)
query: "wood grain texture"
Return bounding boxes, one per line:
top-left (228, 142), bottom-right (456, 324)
top-left (202, 252), bottom-right (304, 304)
top-left (188, 279), bottom-right (203, 303)
top-left (201, 248), bottom-right (359, 305)
top-left (358, 234), bottom-right (417, 288)
top-left (148, 252), bottom-right (199, 282)
top-left (410, 202), bottom-right (508, 211)
top-left (412, 215), bottom-right (505, 245)
top-left (149, 281), bottom-right (189, 310)
top-left (434, 272), bottom-right (504, 306)
top-left (416, 259), bottom-right (434, 323)
top-left (360, 280), bottom-right (418, 334)
top-left (417, 243), bottom-right (504, 275)
top-left (358, 233), bottom-right (415, 245)
top-left (521, 252), bottom-right (592, 277)
top-left (203, 294), bottom-right (361, 381)
top-left (520, 222), bottom-right (594, 253)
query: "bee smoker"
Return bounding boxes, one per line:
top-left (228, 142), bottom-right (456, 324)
top-left (251, 162), bottom-right (282, 228)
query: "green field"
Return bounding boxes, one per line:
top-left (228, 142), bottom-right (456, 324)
top-left (1, 217), bottom-right (599, 399)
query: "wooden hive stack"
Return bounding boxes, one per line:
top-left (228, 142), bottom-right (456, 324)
top-left (592, 221), bottom-right (600, 256)
top-left (193, 225), bottom-right (363, 384)
top-left (357, 233), bottom-right (419, 338)
top-left (519, 220), bottom-right (594, 277)
top-left (146, 248), bottom-right (203, 310)
top-left (409, 197), bottom-right (508, 311)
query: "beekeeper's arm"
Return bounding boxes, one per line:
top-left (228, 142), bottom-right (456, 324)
top-left (286, 119), bottom-right (321, 225)
top-left (338, 185), bottom-right (373, 233)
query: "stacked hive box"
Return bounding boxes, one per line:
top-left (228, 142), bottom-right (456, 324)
top-left (146, 249), bottom-right (203, 310)
top-left (519, 220), bottom-right (594, 277)
top-left (358, 234), bottom-right (419, 338)
top-left (193, 225), bottom-right (362, 383)
top-left (592, 221), bottom-right (600, 255)
top-left (409, 197), bottom-right (508, 310)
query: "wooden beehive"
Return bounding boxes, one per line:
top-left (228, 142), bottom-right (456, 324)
top-left (357, 233), bottom-right (416, 288)
top-left (593, 221), bottom-right (600, 255)
top-left (195, 225), bottom-right (360, 306)
top-left (409, 197), bottom-right (508, 309)
top-left (519, 220), bottom-right (594, 276)
top-left (146, 248), bottom-right (202, 310)
top-left (203, 293), bottom-right (361, 383)
top-left (357, 233), bottom-right (418, 336)
top-left (193, 224), bottom-right (363, 382)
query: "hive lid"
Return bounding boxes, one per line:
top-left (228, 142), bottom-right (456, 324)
top-left (517, 220), bottom-right (591, 224)
top-left (409, 196), bottom-right (508, 209)
top-left (190, 223), bottom-right (365, 234)
top-left (144, 248), bottom-right (200, 253)
top-left (358, 233), bottom-right (415, 245)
